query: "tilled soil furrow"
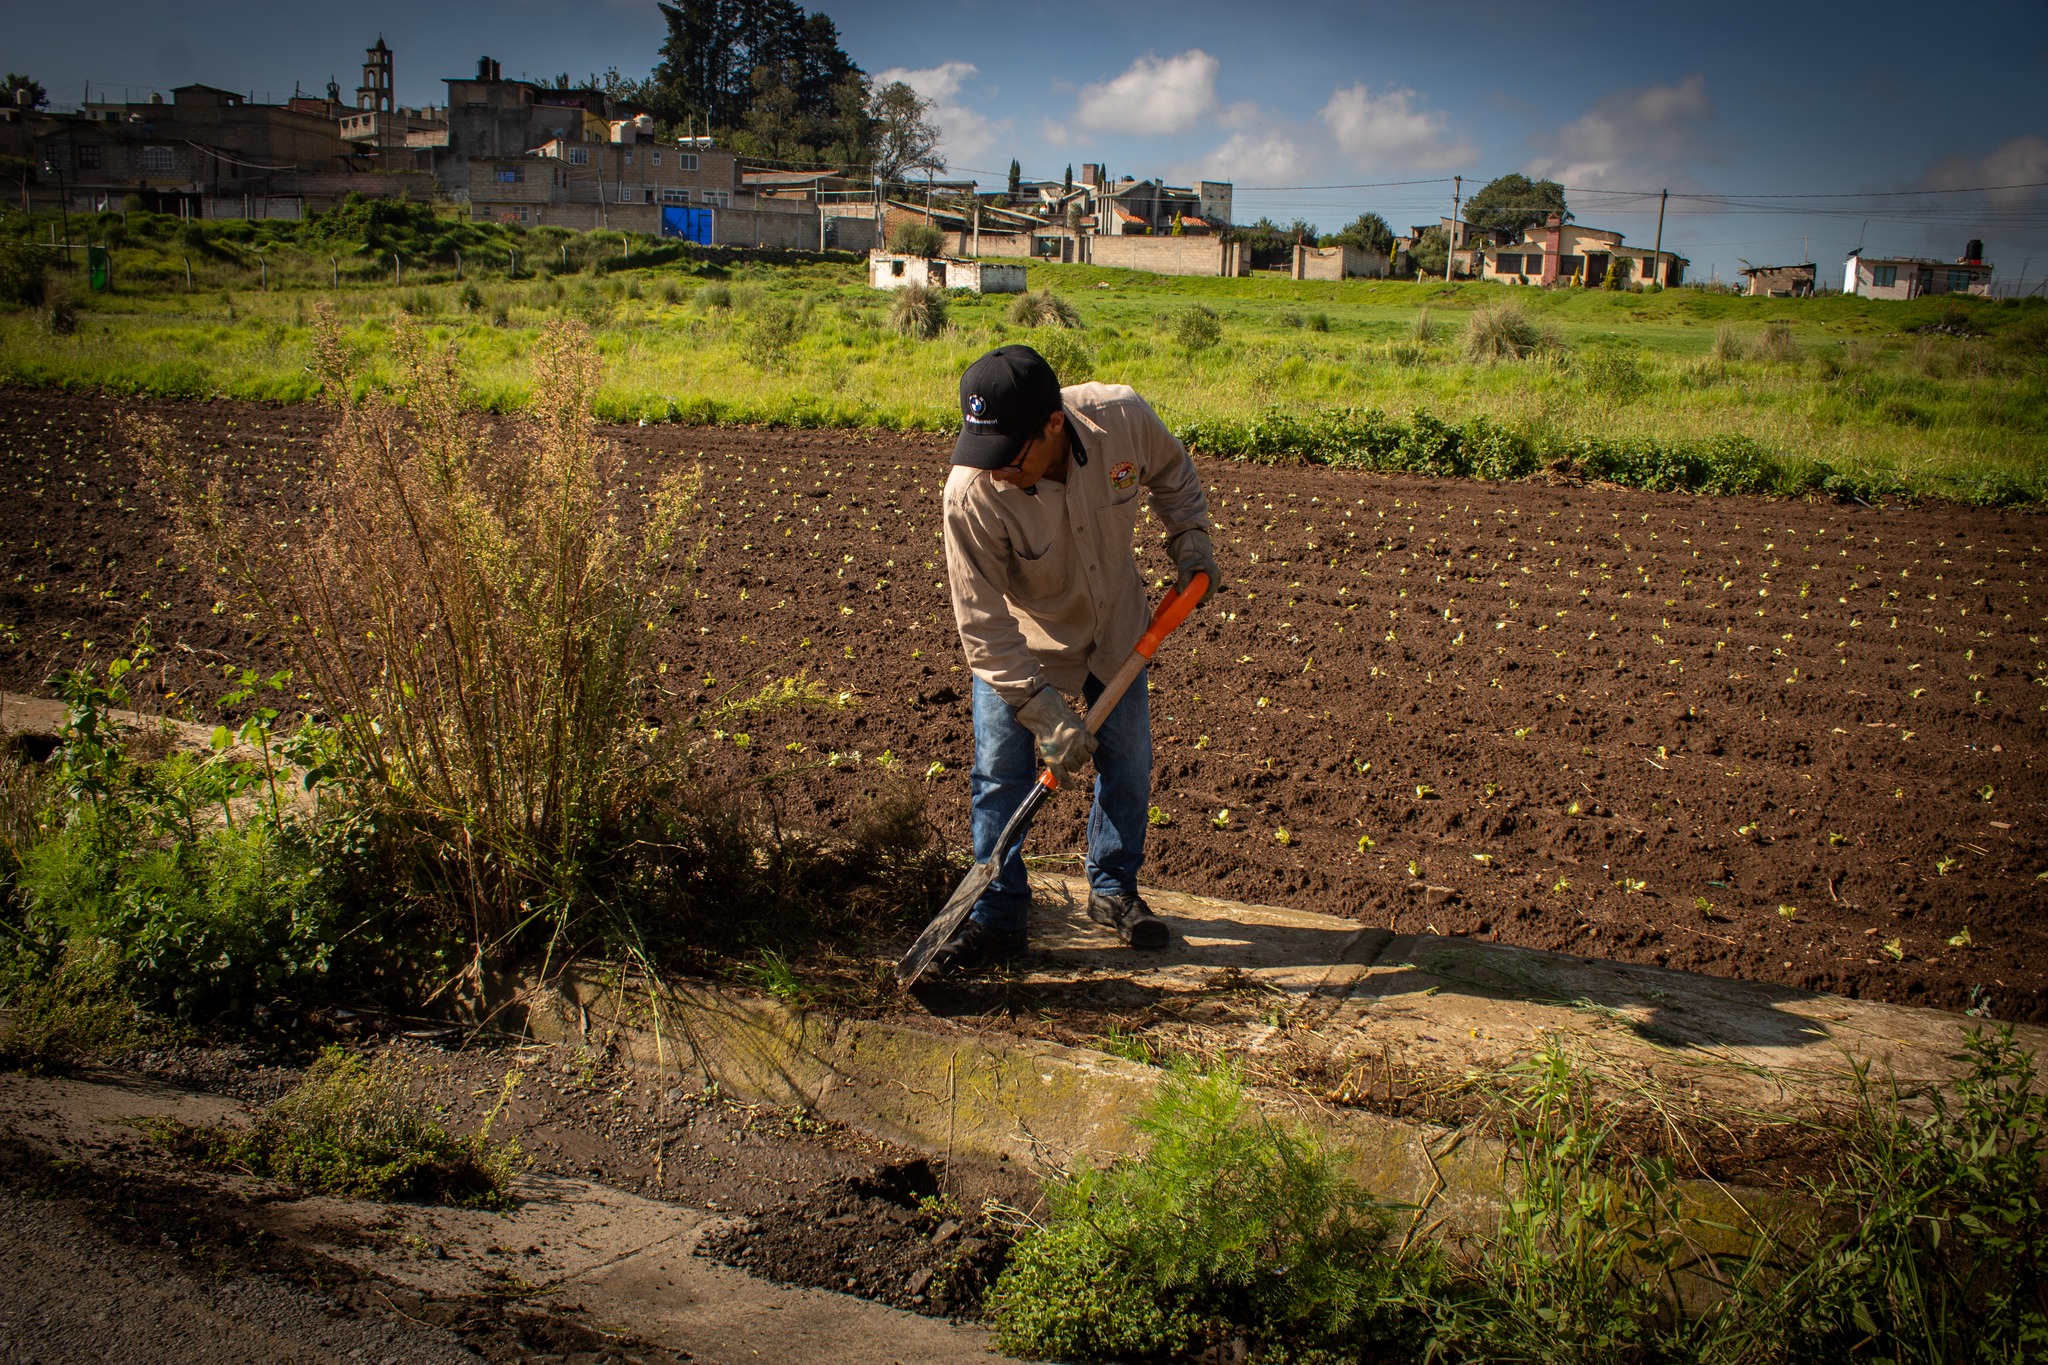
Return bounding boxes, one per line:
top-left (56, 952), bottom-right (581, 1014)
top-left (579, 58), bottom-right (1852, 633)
top-left (1, 388), bottom-right (2040, 1019)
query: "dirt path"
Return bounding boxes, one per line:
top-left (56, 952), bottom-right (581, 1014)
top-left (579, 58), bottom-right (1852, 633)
top-left (0, 1039), bottom-right (1023, 1364)
top-left (1, 388), bottom-right (2041, 1020)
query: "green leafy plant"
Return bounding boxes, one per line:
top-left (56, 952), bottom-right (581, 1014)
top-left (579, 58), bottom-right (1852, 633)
top-left (1008, 288), bottom-right (1079, 329)
top-left (888, 282), bottom-right (948, 340)
top-left (152, 1046), bottom-right (521, 1207)
top-left (988, 1067), bottom-right (1415, 1362)
top-left (1172, 304), bottom-right (1222, 352)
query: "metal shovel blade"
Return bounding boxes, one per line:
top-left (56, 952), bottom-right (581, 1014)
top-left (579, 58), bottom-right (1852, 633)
top-left (895, 775), bottom-right (1053, 988)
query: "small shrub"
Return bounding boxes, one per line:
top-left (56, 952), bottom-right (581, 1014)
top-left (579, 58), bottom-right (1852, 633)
top-left (0, 240), bottom-right (48, 307)
top-left (741, 300), bottom-right (808, 368)
top-left (1305, 311), bottom-right (1330, 332)
top-left (41, 282), bottom-right (78, 336)
top-left (1577, 346), bottom-right (1649, 404)
top-left (1007, 288), bottom-right (1079, 329)
top-left (456, 281), bottom-right (486, 315)
top-left (1171, 304), bottom-right (1222, 351)
top-left (696, 281), bottom-right (733, 310)
top-left (886, 221), bottom-right (947, 258)
top-left (1711, 321), bottom-right (1741, 361)
top-left (1751, 320), bottom-right (1797, 363)
top-left (1463, 303), bottom-right (1537, 361)
top-left (1032, 326), bottom-right (1095, 385)
top-left (155, 1047), bottom-right (520, 1206)
top-left (0, 943), bottom-right (140, 1071)
top-left (889, 283), bottom-right (948, 340)
top-left (1412, 307), bottom-right (1435, 343)
top-left (988, 1068), bottom-right (1414, 1362)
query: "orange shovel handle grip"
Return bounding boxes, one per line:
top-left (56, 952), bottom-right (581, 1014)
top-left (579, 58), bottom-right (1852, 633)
top-left (1134, 571), bottom-right (1208, 660)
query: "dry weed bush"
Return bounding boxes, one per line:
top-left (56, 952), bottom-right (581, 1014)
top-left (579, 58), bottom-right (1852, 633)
top-left (136, 309), bottom-right (698, 946)
top-left (1463, 303), bottom-right (1538, 362)
top-left (1008, 288), bottom-right (1080, 329)
top-left (889, 283), bottom-right (948, 340)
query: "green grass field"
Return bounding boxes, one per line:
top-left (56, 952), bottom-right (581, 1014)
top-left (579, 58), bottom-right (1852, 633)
top-left (3, 206), bottom-right (2044, 504)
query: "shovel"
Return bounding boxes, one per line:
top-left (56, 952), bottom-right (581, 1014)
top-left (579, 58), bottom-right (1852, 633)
top-left (896, 572), bottom-right (1210, 987)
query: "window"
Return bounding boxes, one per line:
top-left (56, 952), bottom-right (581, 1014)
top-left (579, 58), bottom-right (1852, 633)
top-left (700, 189), bottom-right (729, 208)
top-left (651, 151), bottom-right (661, 167)
top-left (1871, 265), bottom-right (1897, 288)
top-left (75, 144), bottom-right (102, 172)
top-left (677, 153), bottom-right (699, 171)
top-left (1947, 270), bottom-right (1972, 292)
top-left (1559, 254), bottom-right (1584, 277)
top-left (1523, 252), bottom-right (1543, 274)
top-left (141, 146), bottom-right (174, 173)
top-left (495, 165), bottom-right (524, 184)
top-left (624, 150), bottom-right (634, 166)
top-left (890, 259), bottom-right (905, 277)
top-left (1496, 253), bottom-right (1522, 275)
top-left (661, 188), bottom-right (690, 203)
top-left (40, 147), bottom-right (66, 173)
top-left (566, 147), bottom-right (588, 165)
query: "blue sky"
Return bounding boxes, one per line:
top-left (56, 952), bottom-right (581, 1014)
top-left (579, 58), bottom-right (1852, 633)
top-left (12, 0), bottom-right (2047, 285)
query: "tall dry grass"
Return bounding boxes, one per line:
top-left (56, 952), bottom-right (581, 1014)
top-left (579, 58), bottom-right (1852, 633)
top-left (135, 308), bottom-right (699, 945)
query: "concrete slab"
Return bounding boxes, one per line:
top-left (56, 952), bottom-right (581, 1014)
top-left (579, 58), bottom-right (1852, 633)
top-left (1015, 871), bottom-right (2044, 1125)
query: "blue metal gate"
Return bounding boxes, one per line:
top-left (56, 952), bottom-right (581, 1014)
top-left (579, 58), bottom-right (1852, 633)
top-left (661, 206), bottom-right (713, 244)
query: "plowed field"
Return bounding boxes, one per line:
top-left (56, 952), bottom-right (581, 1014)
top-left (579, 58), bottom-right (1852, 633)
top-left (3, 388), bottom-right (2042, 1021)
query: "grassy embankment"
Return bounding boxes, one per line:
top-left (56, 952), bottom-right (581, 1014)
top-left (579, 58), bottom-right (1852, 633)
top-left (1, 205), bottom-right (2044, 503)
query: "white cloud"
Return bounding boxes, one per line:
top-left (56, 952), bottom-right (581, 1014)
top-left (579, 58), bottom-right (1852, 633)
top-left (876, 60), bottom-right (1011, 169)
top-left (1525, 74), bottom-right (1714, 187)
top-left (1074, 50), bottom-right (1219, 136)
top-left (1923, 134), bottom-right (2048, 209)
top-left (1318, 83), bottom-right (1473, 170)
top-left (1189, 129), bottom-right (1308, 185)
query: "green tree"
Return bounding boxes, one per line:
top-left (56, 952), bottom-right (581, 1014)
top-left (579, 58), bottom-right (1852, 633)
top-left (1464, 173), bottom-right (1569, 237)
top-left (641, 0), bottom-right (861, 149)
top-left (1063, 164), bottom-right (1073, 194)
top-left (870, 80), bottom-right (942, 188)
top-left (1326, 211), bottom-right (1393, 256)
top-left (1007, 158), bottom-right (1022, 198)
top-left (2, 74), bottom-right (48, 111)
top-left (1409, 225), bottom-right (1448, 277)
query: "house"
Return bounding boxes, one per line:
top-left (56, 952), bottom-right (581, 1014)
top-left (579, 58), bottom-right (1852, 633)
top-left (1081, 164), bottom-right (1231, 236)
top-left (743, 169), bottom-right (858, 201)
top-left (1292, 242), bottom-right (1387, 280)
top-left (21, 80), bottom-right (405, 218)
top-left (338, 38), bottom-right (445, 174)
top-left (1843, 244), bottom-right (1992, 299)
top-left (868, 251), bottom-right (1025, 294)
top-left (1739, 263), bottom-right (1816, 298)
top-left (1471, 214), bottom-right (1685, 289)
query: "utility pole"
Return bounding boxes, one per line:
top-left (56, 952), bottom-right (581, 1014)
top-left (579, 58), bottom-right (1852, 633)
top-left (1650, 188), bottom-right (1668, 288)
top-left (1445, 174), bottom-right (1460, 283)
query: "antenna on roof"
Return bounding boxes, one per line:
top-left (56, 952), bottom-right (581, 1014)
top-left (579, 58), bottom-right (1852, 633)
top-left (1852, 220), bottom-right (1866, 255)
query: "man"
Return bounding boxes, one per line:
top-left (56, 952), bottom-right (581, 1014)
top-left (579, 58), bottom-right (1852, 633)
top-left (933, 344), bottom-right (1218, 975)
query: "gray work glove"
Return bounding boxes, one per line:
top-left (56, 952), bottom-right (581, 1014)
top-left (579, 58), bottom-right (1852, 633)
top-left (1170, 527), bottom-right (1219, 606)
top-left (1016, 686), bottom-right (1096, 780)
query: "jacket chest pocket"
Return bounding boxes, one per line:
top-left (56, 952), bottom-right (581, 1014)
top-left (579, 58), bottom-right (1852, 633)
top-left (1011, 539), bottom-right (1069, 598)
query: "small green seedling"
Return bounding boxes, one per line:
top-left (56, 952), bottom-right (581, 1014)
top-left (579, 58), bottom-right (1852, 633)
top-left (1935, 854), bottom-right (1960, 875)
top-left (1778, 904), bottom-right (1799, 919)
top-left (1977, 784), bottom-right (1995, 802)
top-left (1947, 927), bottom-right (1973, 948)
top-left (1148, 805), bottom-right (1173, 827)
top-left (1552, 876), bottom-right (1571, 894)
top-left (1274, 827), bottom-right (1292, 847)
top-left (1694, 896), bottom-right (1713, 918)
top-left (1357, 834), bottom-right (1375, 851)
top-left (1212, 808), bottom-right (1231, 829)
top-left (1828, 831), bottom-right (1849, 847)
top-left (1881, 937), bottom-right (1905, 960)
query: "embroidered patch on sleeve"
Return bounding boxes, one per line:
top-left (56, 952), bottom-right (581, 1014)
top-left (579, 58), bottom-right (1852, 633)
top-left (1111, 460), bottom-right (1137, 490)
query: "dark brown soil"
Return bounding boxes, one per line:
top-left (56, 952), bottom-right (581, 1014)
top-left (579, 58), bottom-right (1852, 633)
top-left (2, 388), bottom-right (2042, 1021)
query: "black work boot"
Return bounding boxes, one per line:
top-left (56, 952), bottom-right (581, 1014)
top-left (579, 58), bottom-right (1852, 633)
top-left (1087, 889), bottom-right (1170, 950)
top-left (928, 918), bottom-right (1028, 977)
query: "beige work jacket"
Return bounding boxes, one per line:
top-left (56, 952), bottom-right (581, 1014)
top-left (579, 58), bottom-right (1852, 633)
top-left (942, 383), bottom-right (1212, 707)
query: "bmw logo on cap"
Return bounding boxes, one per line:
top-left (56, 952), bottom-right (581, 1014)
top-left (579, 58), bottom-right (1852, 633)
top-left (965, 393), bottom-right (994, 425)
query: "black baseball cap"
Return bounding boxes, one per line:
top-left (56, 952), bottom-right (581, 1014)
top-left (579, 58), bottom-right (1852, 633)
top-left (951, 345), bottom-right (1063, 469)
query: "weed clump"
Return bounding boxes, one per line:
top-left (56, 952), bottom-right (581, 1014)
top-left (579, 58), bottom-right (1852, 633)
top-left (889, 284), bottom-right (948, 340)
top-left (1172, 305), bottom-right (1222, 352)
top-left (1008, 289), bottom-right (1079, 329)
top-left (1031, 326), bottom-right (1095, 385)
top-left (154, 1047), bottom-right (520, 1206)
top-left (886, 221), bottom-right (947, 258)
top-left (136, 311), bottom-right (699, 945)
top-left (1463, 303), bottom-right (1538, 361)
top-left (0, 942), bottom-right (141, 1071)
top-left (988, 1068), bottom-right (1413, 1362)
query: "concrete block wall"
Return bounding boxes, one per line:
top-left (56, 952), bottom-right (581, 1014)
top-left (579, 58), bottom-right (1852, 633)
top-left (1084, 234), bottom-right (1247, 277)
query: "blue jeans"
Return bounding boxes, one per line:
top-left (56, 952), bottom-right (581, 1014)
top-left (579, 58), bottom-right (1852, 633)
top-left (968, 671), bottom-right (1151, 934)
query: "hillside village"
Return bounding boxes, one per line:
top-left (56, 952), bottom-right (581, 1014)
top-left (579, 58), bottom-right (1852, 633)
top-left (0, 34), bottom-right (2002, 297)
